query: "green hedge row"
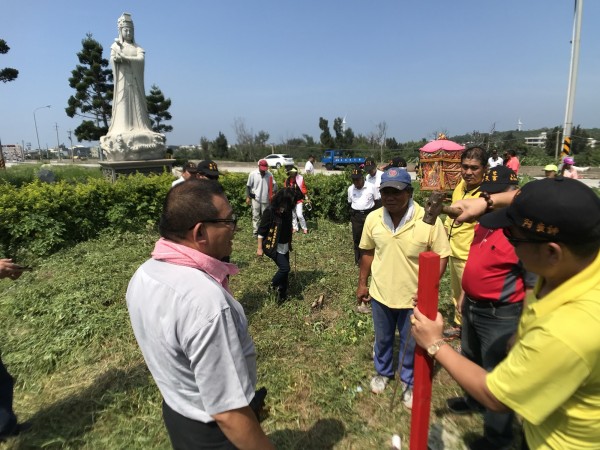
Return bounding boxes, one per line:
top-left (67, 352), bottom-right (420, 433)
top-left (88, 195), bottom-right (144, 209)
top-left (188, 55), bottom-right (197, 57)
top-left (0, 169), bottom-right (426, 259)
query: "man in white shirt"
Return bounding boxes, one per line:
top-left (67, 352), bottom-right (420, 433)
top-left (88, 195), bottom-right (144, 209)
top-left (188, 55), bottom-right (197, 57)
top-left (347, 168), bottom-right (377, 267)
top-left (364, 157), bottom-right (383, 208)
top-left (172, 162), bottom-right (198, 187)
top-left (246, 160), bottom-right (277, 237)
top-left (488, 149), bottom-right (503, 168)
top-left (304, 155), bottom-right (315, 175)
top-left (127, 179), bottom-right (274, 449)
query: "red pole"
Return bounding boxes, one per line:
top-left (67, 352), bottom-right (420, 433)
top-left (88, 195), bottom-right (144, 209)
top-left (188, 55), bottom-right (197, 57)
top-left (410, 251), bottom-right (441, 450)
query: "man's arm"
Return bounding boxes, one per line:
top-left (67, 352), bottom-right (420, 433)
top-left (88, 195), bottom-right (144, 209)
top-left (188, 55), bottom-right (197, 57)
top-left (356, 249), bottom-right (374, 304)
top-left (213, 406), bottom-right (274, 450)
top-left (0, 258), bottom-right (24, 280)
top-left (411, 307), bottom-right (509, 412)
top-left (452, 190), bottom-right (518, 224)
top-left (439, 256), bottom-right (448, 279)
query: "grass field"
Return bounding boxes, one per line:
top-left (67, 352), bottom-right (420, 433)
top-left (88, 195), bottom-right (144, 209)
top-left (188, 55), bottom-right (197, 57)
top-left (0, 215), bottom-right (496, 449)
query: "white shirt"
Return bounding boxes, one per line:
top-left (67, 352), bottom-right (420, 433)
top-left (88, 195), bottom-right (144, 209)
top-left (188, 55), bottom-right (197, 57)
top-left (304, 160), bottom-right (315, 175)
top-left (365, 170), bottom-right (383, 200)
top-left (348, 183), bottom-right (377, 211)
top-left (126, 259), bottom-right (256, 422)
top-left (246, 170), bottom-right (276, 204)
top-left (488, 156), bottom-right (503, 168)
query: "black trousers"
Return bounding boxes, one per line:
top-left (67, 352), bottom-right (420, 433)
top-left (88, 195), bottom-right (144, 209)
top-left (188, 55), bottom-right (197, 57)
top-left (162, 401), bottom-right (236, 450)
top-left (350, 209), bottom-right (371, 264)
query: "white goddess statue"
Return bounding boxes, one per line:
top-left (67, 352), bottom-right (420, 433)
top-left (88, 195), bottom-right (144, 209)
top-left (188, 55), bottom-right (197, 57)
top-left (100, 12), bottom-right (166, 161)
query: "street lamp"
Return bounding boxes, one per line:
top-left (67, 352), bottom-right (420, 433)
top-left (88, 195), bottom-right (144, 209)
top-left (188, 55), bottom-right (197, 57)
top-left (33, 105), bottom-right (51, 161)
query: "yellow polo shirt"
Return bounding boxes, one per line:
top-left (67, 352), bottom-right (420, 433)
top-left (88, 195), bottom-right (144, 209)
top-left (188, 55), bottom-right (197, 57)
top-left (444, 179), bottom-right (481, 260)
top-left (359, 203), bottom-right (451, 309)
top-left (486, 251), bottom-right (600, 449)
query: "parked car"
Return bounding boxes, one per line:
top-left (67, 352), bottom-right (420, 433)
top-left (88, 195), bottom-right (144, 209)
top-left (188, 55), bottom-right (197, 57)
top-left (262, 154), bottom-right (294, 169)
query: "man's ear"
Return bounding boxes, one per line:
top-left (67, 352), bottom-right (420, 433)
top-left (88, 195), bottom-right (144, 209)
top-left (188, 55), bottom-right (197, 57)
top-left (192, 223), bottom-right (206, 244)
top-left (545, 242), bottom-right (563, 266)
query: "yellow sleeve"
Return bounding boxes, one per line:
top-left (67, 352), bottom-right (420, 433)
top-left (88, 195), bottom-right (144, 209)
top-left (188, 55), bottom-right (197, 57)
top-left (359, 215), bottom-right (376, 250)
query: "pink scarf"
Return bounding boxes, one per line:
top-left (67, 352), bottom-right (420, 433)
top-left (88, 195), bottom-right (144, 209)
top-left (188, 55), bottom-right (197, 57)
top-left (151, 238), bottom-right (239, 293)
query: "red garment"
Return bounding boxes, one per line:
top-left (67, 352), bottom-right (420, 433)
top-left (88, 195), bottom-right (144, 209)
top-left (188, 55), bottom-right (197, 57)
top-left (284, 174), bottom-right (307, 204)
top-left (506, 156), bottom-right (520, 174)
top-left (461, 225), bottom-right (529, 303)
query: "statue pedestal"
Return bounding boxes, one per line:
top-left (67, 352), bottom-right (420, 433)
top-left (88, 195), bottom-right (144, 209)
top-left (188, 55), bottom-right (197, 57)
top-left (100, 159), bottom-right (175, 182)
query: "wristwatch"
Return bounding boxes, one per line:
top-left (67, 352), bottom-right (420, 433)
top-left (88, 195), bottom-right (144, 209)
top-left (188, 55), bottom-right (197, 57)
top-left (427, 339), bottom-right (447, 357)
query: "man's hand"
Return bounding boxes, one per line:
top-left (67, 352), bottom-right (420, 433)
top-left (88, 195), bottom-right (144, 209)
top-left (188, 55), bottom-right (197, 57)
top-left (0, 259), bottom-right (25, 280)
top-left (256, 248), bottom-right (263, 257)
top-left (410, 306), bottom-right (445, 350)
top-left (246, 197), bottom-right (252, 206)
top-left (356, 285), bottom-right (370, 304)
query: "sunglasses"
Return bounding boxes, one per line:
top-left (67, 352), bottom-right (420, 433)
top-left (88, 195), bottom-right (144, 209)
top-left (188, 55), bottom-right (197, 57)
top-left (502, 227), bottom-right (549, 247)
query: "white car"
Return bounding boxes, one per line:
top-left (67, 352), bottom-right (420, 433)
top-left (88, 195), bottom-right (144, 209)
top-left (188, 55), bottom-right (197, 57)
top-left (262, 154), bottom-right (294, 169)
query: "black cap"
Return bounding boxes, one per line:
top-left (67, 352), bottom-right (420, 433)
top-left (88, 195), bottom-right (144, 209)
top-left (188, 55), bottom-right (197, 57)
top-left (183, 162), bottom-right (198, 174)
top-left (197, 160), bottom-right (220, 179)
top-left (383, 156), bottom-right (407, 171)
top-left (351, 168), bottom-right (364, 180)
top-left (364, 157), bottom-right (376, 170)
top-left (479, 166), bottom-right (519, 194)
top-left (479, 177), bottom-right (600, 244)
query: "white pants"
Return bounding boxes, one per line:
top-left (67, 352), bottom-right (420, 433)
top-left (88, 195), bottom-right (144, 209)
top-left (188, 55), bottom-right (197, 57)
top-left (292, 203), bottom-right (307, 231)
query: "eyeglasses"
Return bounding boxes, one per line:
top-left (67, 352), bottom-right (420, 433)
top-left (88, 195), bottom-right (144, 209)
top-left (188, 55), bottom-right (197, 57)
top-left (197, 214), bottom-right (238, 229)
top-left (502, 228), bottom-right (549, 247)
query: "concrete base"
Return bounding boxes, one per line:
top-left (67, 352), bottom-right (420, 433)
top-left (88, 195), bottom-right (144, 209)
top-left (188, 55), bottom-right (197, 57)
top-left (99, 159), bottom-right (175, 182)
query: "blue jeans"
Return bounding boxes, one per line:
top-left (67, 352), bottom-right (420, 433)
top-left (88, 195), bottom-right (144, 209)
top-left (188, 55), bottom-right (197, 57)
top-left (461, 298), bottom-right (523, 448)
top-left (0, 354), bottom-right (16, 435)
top-left (371, 298), bottom-right (415, 386)
top-left (268, 251), bottom-right (290, 297)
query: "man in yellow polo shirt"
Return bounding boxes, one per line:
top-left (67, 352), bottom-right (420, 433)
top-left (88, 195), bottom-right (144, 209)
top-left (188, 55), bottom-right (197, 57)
top-left (411, 177), bottom-right (600, 449)
top-left (444, 146), bottom-right (487, 335)
top-left (356, 168), bottom-right (450, 408)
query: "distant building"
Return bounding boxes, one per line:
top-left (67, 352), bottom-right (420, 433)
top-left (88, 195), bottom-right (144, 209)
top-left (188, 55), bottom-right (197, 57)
top-left (524, 132), bottom-right (547, 147)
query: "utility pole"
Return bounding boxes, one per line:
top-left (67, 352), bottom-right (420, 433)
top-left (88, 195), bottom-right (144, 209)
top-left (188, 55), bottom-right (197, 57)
top-left (562, 0), bottom-right (583, 159)
top-left (55, 123), bottom-right (62, 161)
top-left (67, 130), bottom-right (74, 163)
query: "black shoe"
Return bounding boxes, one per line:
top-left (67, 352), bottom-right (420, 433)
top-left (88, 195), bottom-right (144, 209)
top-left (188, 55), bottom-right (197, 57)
top-left (468, 436), bottom-right (512, 450)
top-left (446, 396), bottom-right (480, 415)
top-left (0, 420), bottom-right (31, 442)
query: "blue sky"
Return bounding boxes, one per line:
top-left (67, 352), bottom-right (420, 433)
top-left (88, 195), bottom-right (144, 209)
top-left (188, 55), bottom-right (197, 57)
top-left (1, 1), bottom-right (599, 149)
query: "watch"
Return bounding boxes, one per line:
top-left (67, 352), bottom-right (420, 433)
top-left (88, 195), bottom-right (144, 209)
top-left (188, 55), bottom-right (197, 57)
top-left (427, 339), bottom-right (447, 357)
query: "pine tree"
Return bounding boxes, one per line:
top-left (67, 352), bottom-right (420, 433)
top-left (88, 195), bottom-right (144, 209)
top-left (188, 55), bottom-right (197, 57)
top-left (0, 39), bottom-right (18, 83)
top-left (146, 84), bottom-right (173, 133)
top-left (65, 33), bottom-right (113, 141)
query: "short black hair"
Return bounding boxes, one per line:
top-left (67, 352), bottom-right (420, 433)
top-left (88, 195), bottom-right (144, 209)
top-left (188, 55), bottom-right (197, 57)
top-left (159, 179), bottom-right (226, 242)
top-left (461, 146), bottom-right (488, 167)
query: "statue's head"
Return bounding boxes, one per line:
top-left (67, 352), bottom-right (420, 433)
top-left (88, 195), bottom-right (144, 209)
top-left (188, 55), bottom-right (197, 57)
top-left (117, 12), bottom-right (134, 43)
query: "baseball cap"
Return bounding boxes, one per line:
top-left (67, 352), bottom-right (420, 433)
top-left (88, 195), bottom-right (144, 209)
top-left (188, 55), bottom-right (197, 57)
top-left (379, 168), bottom-right (412, 191)
top-left (544, 164), bottom-right (558, 172)
top-left (479, 166), bottom-right (519, 194)
top-left (183, 162), bottom-right (198, 173)
top-left (563, 156), bottom-right (574, 165)
top-left (383, 156), bottom-right (407, 171)
top-left (479, 177), bottom-right (600, 244)
top-left (364, 157), bottom-right (376, 170)
top-left (258, 159), bottom-right (268, 168)
top-left (197, 160), bottom-right (220, 179)
top-left (351, 168), bottom-right (364, 180)
top-left (287, 166), bottom-right (298, 174)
